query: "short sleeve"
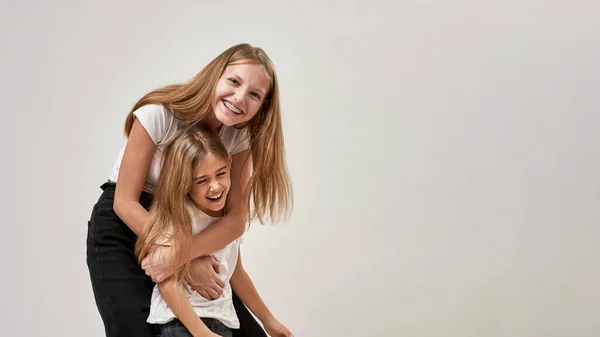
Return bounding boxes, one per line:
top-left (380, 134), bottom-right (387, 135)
top-left (220, 127), bottom-right (250, 155)
top-left (133, 104), bottom-right (175, 145)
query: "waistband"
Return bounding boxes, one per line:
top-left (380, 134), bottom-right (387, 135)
top-left (100, 181), bottom-right (153, 205)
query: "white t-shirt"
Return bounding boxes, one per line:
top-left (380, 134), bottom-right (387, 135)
top-left (146, 202), bottom-right (242, 328)
top-left (108, 104), bottom-right (249, 193)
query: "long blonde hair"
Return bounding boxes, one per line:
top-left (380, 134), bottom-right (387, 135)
top-left (125, 43), bottom-right (292, 224)
top-left (135, 127), bottom-right (229, 283)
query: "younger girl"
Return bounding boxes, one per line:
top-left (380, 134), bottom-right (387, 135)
top-left (136, 127), bottom-right (293, 337)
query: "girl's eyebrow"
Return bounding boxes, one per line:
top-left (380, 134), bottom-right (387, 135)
top-left (253, 86), bottom-right (267, 96)
top-left (229, 73), bottom-right (267, 96)
top-left (194, 165), bottom-right (228, 181)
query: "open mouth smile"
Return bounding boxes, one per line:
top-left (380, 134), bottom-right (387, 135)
top-left (223, 100), bottom-right (243, 115)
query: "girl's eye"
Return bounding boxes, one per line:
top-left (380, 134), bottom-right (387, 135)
top-left (197, 180), bottom-right (207, 184)
top-left (228, 78), bottom-right (239, 85)
top-left (250, 92), bottom-right (261, 100)
top-left (217, 172), bottom-right (227, 177)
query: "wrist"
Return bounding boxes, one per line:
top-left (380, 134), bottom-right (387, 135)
top-left (169, 245), bottom-right (187, 270)
top-left (258, 312), bottom-right (276, 325)
top-left (191, 235), bottom-right (208, 258)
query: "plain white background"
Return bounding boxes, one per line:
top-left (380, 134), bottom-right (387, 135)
top-left (2, 1), bottom-right (599, 336)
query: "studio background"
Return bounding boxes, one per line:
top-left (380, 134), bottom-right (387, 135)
top-left (1, 1), bottom-right (599, 336)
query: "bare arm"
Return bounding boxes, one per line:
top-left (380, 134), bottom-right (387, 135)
top-left (190, 148), bottom-right (252, 258)
top-left (230, 251), bottom-right (294, 337)
top-left (113, 119), bottom-right (155, 236)
top-left (229, 250), bottom-right (274, 323)
top-left (158, 276), bottom-right (217, 337)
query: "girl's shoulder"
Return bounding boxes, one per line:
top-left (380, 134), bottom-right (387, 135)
top-left (219, 126), bottom-right (249, 155)
top-left (134, 104), bottom-right (177, 145)
top-left (185, 202), bottom-right (222, 234)
top-left (134, 103), bottom-right (173, 118)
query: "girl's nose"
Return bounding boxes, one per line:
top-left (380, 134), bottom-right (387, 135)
top-left (209, 180), bottom-right (220, 191)
top-left (233, 89), bottom-right (245, 103)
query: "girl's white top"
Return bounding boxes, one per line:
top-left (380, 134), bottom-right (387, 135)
top-left (146, 202), bottom-right (242, 328)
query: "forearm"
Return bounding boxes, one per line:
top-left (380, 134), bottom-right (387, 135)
top-left (113, 199), bottom-right (149, 236)
top-left (230, 259), bottom-right (274, 323)
top-left (190, 211), bottom-right (246, 258)
top-left (158, 276), bottom-right (214, 337)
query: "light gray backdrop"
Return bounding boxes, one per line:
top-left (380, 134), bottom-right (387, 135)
top-left (1, 0), bottom-right (599, 336)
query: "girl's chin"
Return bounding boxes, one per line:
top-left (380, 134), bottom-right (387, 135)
top-left (198, 204), bottom-right (225, 215)
top-left (214, 112), bottom-right (237, 126)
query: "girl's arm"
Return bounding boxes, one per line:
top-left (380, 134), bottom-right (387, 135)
top-left (229, 250), bottom-right (274, 323)
top-left (230, 251), bottom-right (294, 337)
top-left (158, 276), bottom-right (219, 337)
top-left (113, 119), bottom-right (155, 236)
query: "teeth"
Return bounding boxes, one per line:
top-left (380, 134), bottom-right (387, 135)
top-left (207, 192), bottom-right (223, 200)
top-left (224, 101), bottom-right (242, 114)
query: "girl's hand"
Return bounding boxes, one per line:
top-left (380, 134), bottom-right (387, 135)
top-left (264, 318), bottom-right (294, 337)
top-left (190, 256), bottom-right (225, 300)
top-left (141, 245), bottom-right (176, 282)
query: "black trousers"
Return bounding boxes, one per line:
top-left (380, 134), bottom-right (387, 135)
top-left (86, 182), bottom-right (267, 337)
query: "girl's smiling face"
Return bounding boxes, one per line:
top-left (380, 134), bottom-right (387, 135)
top-left (188, 152), bottom-right (232, 215)
top-left (210, 62), bottom-right (271, 128)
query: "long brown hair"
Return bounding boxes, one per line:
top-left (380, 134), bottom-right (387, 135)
top-left (135, 127), bottom-right (229, 283)
top-left (124, 43), bottom-right (292, 224)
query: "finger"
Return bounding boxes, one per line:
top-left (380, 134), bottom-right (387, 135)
top-left (141, 256), bottom-right (149, 270)
top-left (150, 271), bottom-right (161, 282)
top-left (198, 290), bottom-right (212, 300)
top-left (215, 276), bottom-right (225, 290)
top-left (143, 250), bottom-right (159, 269)
top-left (210, 257), bottom-right (221, 273)
top-left (147, 269), bottom-right (158, 282)
top-left (212, 282), bottom-right (224, 296)
top-left (206, 288), bottom-right (220, 300)
top-left (156, 272), bottom-right (167, 283)
top-left (148, 273), bottom-right (159, 283)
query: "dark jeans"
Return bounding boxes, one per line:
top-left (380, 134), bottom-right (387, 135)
top-left (86, 182), bottom-right (267, 337)
top-left (158, 318), bottom-right (232, 337)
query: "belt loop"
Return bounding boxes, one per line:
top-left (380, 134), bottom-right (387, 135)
top-left (100, 181), bottom-right (116, 191)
